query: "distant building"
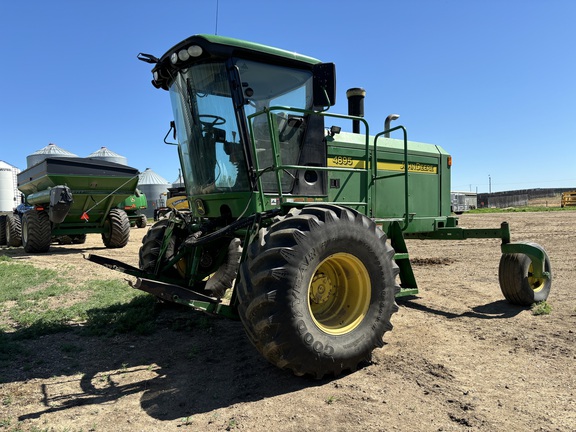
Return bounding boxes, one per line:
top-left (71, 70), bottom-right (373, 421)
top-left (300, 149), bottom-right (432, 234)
top-left (477, 187), bottom-right (576, 208)
top-left (450, 191), bottom-right (477, 213)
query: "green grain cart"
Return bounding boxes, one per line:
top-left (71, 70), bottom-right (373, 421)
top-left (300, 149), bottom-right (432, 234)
top-left (119, 189), bottom-right (148, 228)
top-left (89, 35), bottom-right (552, 378)
top-left (8, 157), bottom-right (140, 252)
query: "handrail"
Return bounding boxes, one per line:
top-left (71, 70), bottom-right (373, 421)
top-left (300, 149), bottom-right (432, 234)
top-left (247, 106), bottom-right (371, 212)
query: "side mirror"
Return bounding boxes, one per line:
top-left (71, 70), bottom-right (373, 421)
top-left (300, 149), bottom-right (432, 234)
top-left (313, 63), bottom-right (336, 107)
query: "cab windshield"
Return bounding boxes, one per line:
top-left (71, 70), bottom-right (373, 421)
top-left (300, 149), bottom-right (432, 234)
top-left (169, 59), bottom-right (313, 195)
top-left (170, 62), bottom-right (246, 195)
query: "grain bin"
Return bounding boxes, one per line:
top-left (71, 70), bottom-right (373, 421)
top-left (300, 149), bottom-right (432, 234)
top-left (0, 161), bottom-right (17, 212)
top-left (87, 146), bottom-right (128, 166)
top-left (27, 143), bottom-right (78, 168)
top-left (172, 171), bottom-right (185, 188)
top-left (138, 168), bottom-right (170, 218)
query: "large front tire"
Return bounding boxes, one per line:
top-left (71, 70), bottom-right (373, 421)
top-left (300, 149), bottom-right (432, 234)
top-left (499, 242), bottom-right (552, 306)
top-left (237, 205), bottom-right (400, 378)
top-left (0, 215), bottom-right (6, 245)
top-left (6, 214), bottom-right (22, 247)
top-left (139, 219), bottom-right (186, 278)
top-left (22, 211), bottom-right (51, 253)
top-left (101, 209), bottom-right (130, 248)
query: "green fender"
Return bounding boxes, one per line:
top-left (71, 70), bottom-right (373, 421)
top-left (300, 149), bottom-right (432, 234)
top-left (501, 242), bottom-right (551, 280)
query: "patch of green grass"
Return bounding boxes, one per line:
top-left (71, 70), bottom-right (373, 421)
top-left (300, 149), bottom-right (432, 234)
top-left (82, 293), bottom-right (157, 336)
top-left (180, 416), bottom-right (194, 426)
top-left (228, 418), bottom-right (237, 429)
top-left (531, 301), bottom-right (552, 316)
top-left (0, 260), bottom-right (158, 340)
top-left (325, 395), bottom-right (338, 405)
top-left (0, 331), bottom-right (26, 363)
top-left (0, 261), bottom-right (63, 302)
top-left (2, 394), bottom-right (14, 408)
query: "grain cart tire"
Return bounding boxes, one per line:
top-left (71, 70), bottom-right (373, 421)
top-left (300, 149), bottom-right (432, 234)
top-left (139, 219), bottom-right (183, 278)
top-left (499, 242), bottom-right (552, 306)
top-left (0, 215), bottom-right (6, 245)
top-left (136, 214), bottom-right (148, 229)
top-left (237, 205), bottom-right (400, 378)
top-left (22, 211), bottom-right (51, 253)
top-left (102, 209), bottom-right (130, 248)
top-left (6, 213), bottom-right (22, 247)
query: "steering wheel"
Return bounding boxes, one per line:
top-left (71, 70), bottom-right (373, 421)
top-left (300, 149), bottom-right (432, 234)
top-left (199, 114), bottom-right (226, 129)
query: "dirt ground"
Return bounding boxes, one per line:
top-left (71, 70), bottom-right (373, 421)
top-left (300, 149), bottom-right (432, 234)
top-left (1, 211), bottom-right (575, 431)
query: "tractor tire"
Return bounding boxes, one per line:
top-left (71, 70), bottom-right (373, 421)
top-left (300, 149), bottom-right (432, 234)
top-left (0, 215), bottom-right (6, 245)
top-left (237, 204), bottom-right (400, 378)
top-left (139, 219), bottom-right (184, 278)
top-left (6, 214), bottom-right (22, 247)
top-left (499, 242), bottom-right (552, 306)
top-left (101, 209), bottom-right (130, 248)
top-left (22, 211), bottom-right (52, 253)
top-left (136, 214), bottom-right (148, 229)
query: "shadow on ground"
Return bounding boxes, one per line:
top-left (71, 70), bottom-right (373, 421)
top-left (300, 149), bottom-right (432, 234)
top-left (1, 302), bottom-right (326, 422)
top-left (398, 297), bottom-right (525, 320)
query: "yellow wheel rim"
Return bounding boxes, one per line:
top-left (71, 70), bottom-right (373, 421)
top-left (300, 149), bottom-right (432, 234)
top-left (175, 258), bottom-right (187, 278)
top-left (528, 263), bottom-right (545, 293)
top-left (308, 253), bottom-right (371, 335)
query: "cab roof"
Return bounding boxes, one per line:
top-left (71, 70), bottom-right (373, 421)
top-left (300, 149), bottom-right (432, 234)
top-left (150, 34), bottom-right (321, 90)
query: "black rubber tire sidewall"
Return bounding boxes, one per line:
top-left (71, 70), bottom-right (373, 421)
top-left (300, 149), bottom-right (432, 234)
top-left (139, 219), bottom-right (169, 273)
top-left (499, 242), bottom-right (552, 305)
top-left (22, 211), bottom-right (51, 253)
top-left (136, 214), bottom-right (148, 229)
top-left (6, 214), bottom-right (22, 247)
top-left (238, 205), bottom-right (399, 378)
top-left (102, 209), bottom-right (130, 248)
top-left (0, 215), bottom-right (6, 245)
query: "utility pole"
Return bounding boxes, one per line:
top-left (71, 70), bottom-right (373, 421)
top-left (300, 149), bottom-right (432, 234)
top-left (489, 175), bottom-right (492, 194)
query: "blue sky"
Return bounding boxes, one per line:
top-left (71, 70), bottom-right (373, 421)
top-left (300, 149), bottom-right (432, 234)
top-left (1, 0), bottom-right (574, 193)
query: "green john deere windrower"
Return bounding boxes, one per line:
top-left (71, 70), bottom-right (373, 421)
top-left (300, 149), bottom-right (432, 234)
top-left (88, 35), bottom-right (552, 378)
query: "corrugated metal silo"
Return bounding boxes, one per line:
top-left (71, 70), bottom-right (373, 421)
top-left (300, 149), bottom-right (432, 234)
top-left (172, 171), bottom-right (185, 188)
top-left (87, 146), bottom-right (128, 166)
top-left (138, 168), bottom-right (171, 218)
top-left (27, 143), bottom-right (78, 168)
top-left (0, 160), bottom-right (20, 212)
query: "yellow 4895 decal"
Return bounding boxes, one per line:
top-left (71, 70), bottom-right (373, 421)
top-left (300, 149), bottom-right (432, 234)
top-left (327, 157), bottom-right (437, 174)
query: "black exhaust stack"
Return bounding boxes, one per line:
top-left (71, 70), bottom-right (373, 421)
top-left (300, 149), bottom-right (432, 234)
top-left (346, 88), bottom-right (366, 134)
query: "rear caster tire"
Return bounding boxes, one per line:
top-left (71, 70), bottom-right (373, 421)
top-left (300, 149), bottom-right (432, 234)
top-left (22, 211), bottom-right (51, 253)
top-left (237, 205), bottom-right (400, 378)
top-left (6, 214), bottom-right (22, 247)
top-left (102, 209), bottom-right (130, 248)
top-left (499, 242), bottom-right (552, 305)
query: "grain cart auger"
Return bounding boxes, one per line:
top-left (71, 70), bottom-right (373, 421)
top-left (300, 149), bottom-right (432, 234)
top-left (86, 35), bottom-right (552, 378)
